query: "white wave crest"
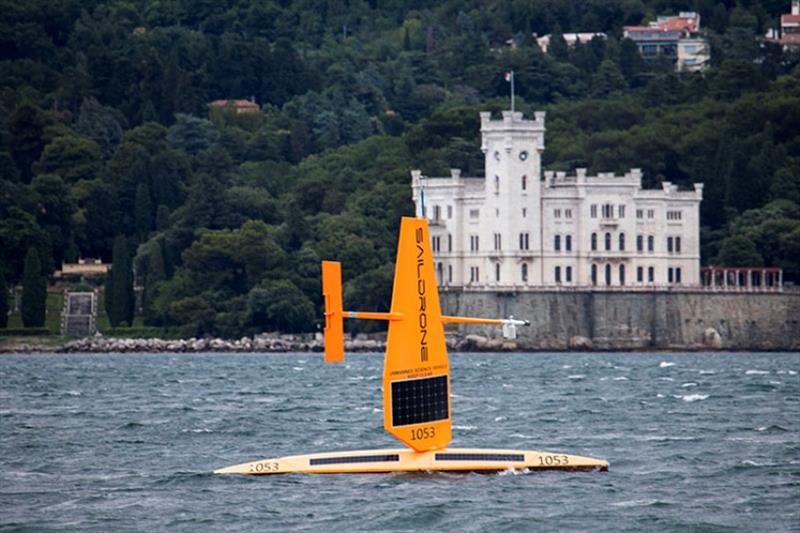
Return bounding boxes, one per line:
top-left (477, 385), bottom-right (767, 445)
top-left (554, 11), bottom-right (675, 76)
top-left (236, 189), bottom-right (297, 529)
top-left (659, 362), bottom-right (675, 368)
top-left (680, 394), bottom-right (709, 402)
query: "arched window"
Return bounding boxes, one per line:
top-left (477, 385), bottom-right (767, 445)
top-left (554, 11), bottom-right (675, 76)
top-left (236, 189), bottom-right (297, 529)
top-left (591, 233), bottom-right (597, 251)
top-left (521, 263), bottom-right (528, 283)
top-left (619, 264), bottom-right (625, 285)
top-left (619, 233), bottom-right (625, 251)
top-left (605, 232), bottom-right (611, 251)
top-left (555, 266), bottom-right (562, 283)
top-left (637, 235), bottom-right (643, 252)
top-left (647, 235), bottom-right (654, 252)
top-left (591, 264), bottom-right (598, 286)
top-left (565, 235), bottom-right (572, 251)
top-left (554, 234), bottom-right (561, 251)
top-left (522, 175), bottom-right (527, 191)
top-left (605, 264), bottom-right (611, 285)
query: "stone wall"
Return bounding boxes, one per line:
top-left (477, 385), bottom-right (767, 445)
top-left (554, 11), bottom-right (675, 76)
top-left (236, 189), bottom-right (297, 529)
top-left (439, 290), bottom-right (800, 351)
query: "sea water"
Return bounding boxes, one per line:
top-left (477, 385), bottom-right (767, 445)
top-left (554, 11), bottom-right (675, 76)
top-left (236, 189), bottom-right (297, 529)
top-left (1, 352), bottom-right (798, 531)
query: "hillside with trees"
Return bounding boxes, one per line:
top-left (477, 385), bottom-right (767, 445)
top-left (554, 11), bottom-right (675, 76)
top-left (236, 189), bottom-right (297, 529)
top-left (1, 0), bottom-right (799, 337)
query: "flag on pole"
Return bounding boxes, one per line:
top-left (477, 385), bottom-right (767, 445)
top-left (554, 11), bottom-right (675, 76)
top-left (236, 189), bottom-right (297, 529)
top-left (504, 70), bottom-right (515, 113)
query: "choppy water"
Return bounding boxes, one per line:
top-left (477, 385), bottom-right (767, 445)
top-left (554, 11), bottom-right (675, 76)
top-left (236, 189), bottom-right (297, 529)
top-left (1, 352), bottom-right (798, 531)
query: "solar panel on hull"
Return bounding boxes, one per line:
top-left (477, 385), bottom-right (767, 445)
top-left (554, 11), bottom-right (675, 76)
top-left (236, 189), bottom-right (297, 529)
top-left (435, 453), bottom-right (525, 462)
top-left (390, 375), bottom-right (449, 426)
top-left (309, 454), bottom-right (400, 466)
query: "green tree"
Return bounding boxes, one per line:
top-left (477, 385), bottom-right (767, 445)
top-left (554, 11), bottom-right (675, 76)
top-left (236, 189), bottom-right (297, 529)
top-left (591, 60), bottom-right (627, 98)
top-left (0, 266), bottom-right (8, 329)
top-left (105, 235), bottom-right (134, 327)
top-left (247, 279), bottom-right (316, 332)
top-left (34, 134), bottom-right (103, 184)
top-left (75, 97), bottom-right (125, 159)
top-left (8, 102), bottom-right (49, 183)
top-left (167, 113), bottom-right (215, 154)
top-left (715, 235), bottom-right (763, 267)
top-left (134, 182), bottom-right (153, 241)
top-left (21, 248), bottom-right (47, 328)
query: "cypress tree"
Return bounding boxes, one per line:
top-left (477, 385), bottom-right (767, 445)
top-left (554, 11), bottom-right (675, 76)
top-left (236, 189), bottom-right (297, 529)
top-left (134, 181), bottom-right (153, 241)
top-left (106, 235), bottom-right (134, 327)
top-left (21, 248), bottom-right (47, 327)
top-left (0, 267), bottom-right (8, 328)
top-left (142, 240), bottom-right (166, 325)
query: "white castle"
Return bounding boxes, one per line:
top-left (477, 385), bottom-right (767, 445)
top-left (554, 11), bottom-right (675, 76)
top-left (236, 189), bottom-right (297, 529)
top-left (411, 110), bottom-right (703, 289)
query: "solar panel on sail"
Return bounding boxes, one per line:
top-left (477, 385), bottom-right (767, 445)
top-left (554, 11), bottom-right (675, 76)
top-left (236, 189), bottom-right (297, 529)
top-left (390, 375), bottom-right (449, 426)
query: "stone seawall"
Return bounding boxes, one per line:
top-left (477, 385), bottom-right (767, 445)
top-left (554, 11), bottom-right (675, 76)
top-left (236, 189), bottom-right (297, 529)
top-left (439, 290), bottom-right (800, 351)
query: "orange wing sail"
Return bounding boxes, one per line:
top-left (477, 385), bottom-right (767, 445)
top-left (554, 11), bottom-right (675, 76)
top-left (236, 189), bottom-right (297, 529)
top-left (321, 261), bottom-right (344, 362)
top-left (382, 217), bottom-right (451, 451)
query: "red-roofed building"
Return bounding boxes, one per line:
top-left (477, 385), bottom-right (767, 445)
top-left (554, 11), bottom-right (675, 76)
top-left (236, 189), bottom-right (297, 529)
top-left (766, 1), bottom-right (800, 49)
top-left (623, 11), bottom-right (709, 72)
top-left (208, 98), bottom-right (260, 114)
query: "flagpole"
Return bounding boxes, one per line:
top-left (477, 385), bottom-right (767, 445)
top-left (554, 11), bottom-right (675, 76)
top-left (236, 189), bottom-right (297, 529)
top-left (511, 70), bottom-right (515, 113)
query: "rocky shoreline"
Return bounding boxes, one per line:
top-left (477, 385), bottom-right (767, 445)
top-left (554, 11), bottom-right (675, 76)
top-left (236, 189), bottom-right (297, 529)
top-left (1, 332), bottom-right (524, 354)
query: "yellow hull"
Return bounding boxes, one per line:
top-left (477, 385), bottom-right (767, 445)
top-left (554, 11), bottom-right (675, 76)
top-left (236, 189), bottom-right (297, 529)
top-left (214, 447), bottom-right (608, 475)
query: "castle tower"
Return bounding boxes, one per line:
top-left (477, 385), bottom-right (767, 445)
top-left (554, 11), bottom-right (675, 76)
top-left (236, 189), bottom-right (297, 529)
top-left (479, 111), bottom-right (546, 284)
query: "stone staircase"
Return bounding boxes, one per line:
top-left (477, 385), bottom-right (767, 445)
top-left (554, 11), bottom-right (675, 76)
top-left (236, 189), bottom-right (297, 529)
top-left (61, 291), bottom-right (98, 337)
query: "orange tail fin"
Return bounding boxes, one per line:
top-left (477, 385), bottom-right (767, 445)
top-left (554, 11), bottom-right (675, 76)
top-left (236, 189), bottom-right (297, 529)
top-left (321, 260), bottom-right (344, 362)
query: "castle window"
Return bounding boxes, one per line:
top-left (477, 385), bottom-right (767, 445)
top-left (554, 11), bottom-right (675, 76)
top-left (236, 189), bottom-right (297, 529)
top-left (469, 209), bottom-right (479, 219)
top-left (648, 266), bottom-right (654, 282)
top-left (591, 264), bottom-right (598, 286)
top-left (554, 208), bottom-right (562, 219)
top-left (447, 205), bottom-right (453, 219)
top-left (522, 208), bottom-right (527, 218)
top-left (647, 235), bottom-right (654, 252)
top-left (602, 204), bottom-right (613, 218)
top-left (433, 205), bottom-right (441, 221)
top-left (470, 235), bottom-right (479, 252)
top-left (519, 232), bottom-right (529, 250)
top-left (437, 262), bottom-right (443, 283)
top-left (565, 235), bottom-right (572, 251)
top-left (590, 204), bottom-right (597, 218)
top-left (667, 237), bottom-right (674, 253)
top-left (494, 175), bottom-right (500, 193)
top-left (494, 233), bottom-right (502, 250)
top-left (554, 234), bottom-right (561, 251)
top-left (604, 232), bottom-right (611, 251)
top-left (448, 264), bottom-right (453, 283)
top-left (667, 210), bottom-right (682, 221)
top-left (470, 266), bottom-right (479, 283)
top-left (619, 233), bottom-right (626, 251)
top-left (637, 235), bottom-right (643, 252)
top-left (432, 236), bottom-right (440, 252)
top-left (495, 263), bottom-right (500, 282)
top-left (637, 266), bottom-right (643, 282)
top-left (619, 264), bottom-right (626, 286)
top-left (605, 264), bottom-right (612, 285)
top-left (675, 267), bottom-right (682, 284)
top-left (591, 233), bottom-right (598, 251)
top-left (566, 266), bottom-right (573, 282)
top-left (619, 205), bottom-right (626, 218)
top-left (647, 209), bottom-right (655, 219)
top-left (636, 209), bottom-right (643, 219)
top-left (555, 266), bottom-right (561, 283)
top-left (675, 236), bottom-right (681, 253)
top-left (668, 267), bottom-right (674, 283)
top-left (447, 233), bottom-right (452, 252)
top-left (565, 209), bottom-right (572, 218)
top-left (521, 263), bottom-right (528, 283)
top-left (522, 175), bottom-right (527, 191)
